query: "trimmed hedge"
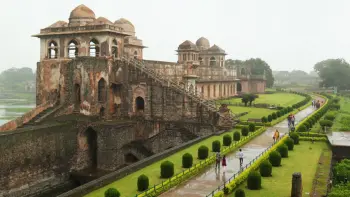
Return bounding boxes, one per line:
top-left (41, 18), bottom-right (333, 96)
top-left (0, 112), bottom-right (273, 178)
top-left (319, 119), bottom-right (333, 129)
top-left (267, 115), bottom-right (273, 122)
top-left (259, 160), bottom-right (272, 177)
top-left (299, 136), bottom-right (328, 141)
top-left (104, 188), bottom-right (120, 197)
top-left (290, 132), bottom-right (300, 145)
top-left (233, 131), bottom-right (241, 141)
top-left (182, 153), bottom-right (193, 168)
top-left (241, 127), bottom-right (249, 136)
top-left (212, 140), bottom-right (221, 152)
top-left (198, 146), bottom-right (209, 159)
top-left (269, 151), bottom-right (282, 166)
top-left (235, 189), bottom-right (246, 197)
top-left (248, 123), bottom-right (256, 132)
top-left (297, 124), bottom-right (307, 132)
top-left (277, 144), bottom-right (289, 158)
top-left (272, 112), bottom-right (277, 120)
top-left (137, 175), bottom-right (149, 191)
top-left (285, 138), bottom-right (294, 150)
top-left (261, 116), bottom-right (267, 123)
top-left (223, 135), bottom-right (232, 146)
top-left (160, 161), bottom-right (174, 178)
top-left (247, 171), bottom-right (262, 190)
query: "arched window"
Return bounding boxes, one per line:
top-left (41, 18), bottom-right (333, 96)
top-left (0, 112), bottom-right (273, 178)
top-left (112, 39), bottom-right (118, 58)
top-left (98, 78), bottom-right (106, 102)
top-left (199, 57), bottom-right (203, 65)
top-left (68, 40), bottom-right (78, 58)
top-left (135, 96), bottom-right (145, 111)
top-left (213, 84), bottom-right (216, 97)
top-left (207, 85), bottom-right (210, 98)
top-left (133, 51), bottom-right (138, 59)
top-left (183, 54), bottom-right (187, 61)
top-left (48, 41), bottom-right (58, 59)
top-left (89, 39), bottom-right (100, 57)
top-left (210, 57), bottom-right (216, 66)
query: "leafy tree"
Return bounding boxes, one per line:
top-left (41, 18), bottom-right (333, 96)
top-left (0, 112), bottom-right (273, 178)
top-left (314, 59), bottom-right (350, 90)
top-left (248, 94), bottom-right (258, 106)
top-left (241, 94), bottom-right (250, 106)
top-left (244, 58), bottom-right (274, 88)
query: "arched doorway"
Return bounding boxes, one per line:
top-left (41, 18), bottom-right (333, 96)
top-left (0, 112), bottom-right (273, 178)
top-left (124, 153), bottom-right (139, 164)
top-left (74, 84), bottom-right (81, 106)
top-left (85, 127), bottom-right (98, 169)
top-left (98, 78), bottom-right (106, 103)
top-left (237, 82), bottom-right (242, 92)
top-left (135, 96), bottom-right (145, 112)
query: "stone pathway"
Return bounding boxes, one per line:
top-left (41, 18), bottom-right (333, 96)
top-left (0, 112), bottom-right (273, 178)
top-left (160, 101), bottom-right (322, 197)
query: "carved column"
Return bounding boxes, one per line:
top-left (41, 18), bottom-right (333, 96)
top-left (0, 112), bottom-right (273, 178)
top-left (291, 172), bottom-right (303, 197)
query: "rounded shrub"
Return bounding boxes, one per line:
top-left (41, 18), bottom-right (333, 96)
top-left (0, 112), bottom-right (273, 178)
top-left (297, 124), bottom-right (307, 132)
top-left (272, 112), bottom-right (277, 119)
top-left (303, 122), bottom-right (310, 130)
top-left (306, 120), bottom-right (313, 128)
top-left (198, 145), bottom-right (209, 159)
top-left (104, 188), bottom-right (120, 197)
top-left (259, 160), bottom-right (272, 177)
top-left (276, 111), bottom-right (281, 117)
top-left (269, 150), bottom-right (282, 167)
top-left (247, 171), bottom-right (262, 190)
top-left (160, 161), bottom-right (174, 178)
top-left (261, 116), bottom-right (267, 123)
top-left (290, 132), bottom-right (300, 145)
top-left (137, 174), bottom-right (149, 191)
top-left (248, 123), bottom-right (256, 132)
top-left (277, 144), bottom-right (289, 158)
top-left (241, 126), bottom-right (249, 136)
top-left (287, 106), bottom-right (293, 112)
top-left (223, 134), bottom-right (232, 146)
top-left (233, 131), bottom-right (241, 141)
top-left (319, 119), bottom-right (333, 129)
top-left (212, 140), bottom-right (221, 152)
top-left (182, 153), bottom-right (193, 168)
top-left (285, 138), bottom-right (294, 150)
top-left (324, 114), bottom-right (336, 121)
top-left (267, 115), bottom-right (273, 122)
top-left (235, 188), bottom-right (246, 197)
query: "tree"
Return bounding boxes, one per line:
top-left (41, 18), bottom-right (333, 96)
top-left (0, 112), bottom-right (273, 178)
top-left (244, 58), bottom-right (274, 88)
top-left (314, 59), bottom-right (350, 90)
top-left (248, 94), bottom-right (258, 106)
top-left (241, 94), bottom-right (250, 106)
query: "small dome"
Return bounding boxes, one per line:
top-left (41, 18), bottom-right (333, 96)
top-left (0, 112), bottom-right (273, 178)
top-left (69, 4), bottom-right (96, 19)
top-left (196, 37), bottom-right (210, 49)
top-left (91, 17), bottom-right (113, 25)
top-left (178, 40), bottom-right (198, 50)
top-left (208, 45), bottom-right (225, 53)
top-left (49, 21), bottom-right (68, 28)
top-left (114, 18), bottom-right (135, 34)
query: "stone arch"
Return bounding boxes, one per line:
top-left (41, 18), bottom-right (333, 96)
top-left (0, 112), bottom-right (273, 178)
top-left (210, 57), bottom-right (216, 66)
top-left (135, 96), bottom-right (145, 111)
top-left (134, 51), bottom-right (138, 59)
top-left (74, 83), bottom-right (81, 106)
top-left (48, 40), bottom-right (58, 59)
top-left (111, 39), bottom-right (118, 58)
top-left (89, 38), bottom-right (100, 57)
top-left (98, 78), bottom-right (107, 103)
top-left (237, 82), bottom-right (242, 92)
top-left (78, 127), bottom-right (98, 169)
top-left (124, 152), bottom-right (139, 164)
top-left (68, 39), bottom-right (79, 58)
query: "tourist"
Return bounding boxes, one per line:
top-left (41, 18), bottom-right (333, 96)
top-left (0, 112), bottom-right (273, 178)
top-left (215, 152), bottom-right (221, 170)
top-left (287, 114), bottom-right (292, 128)
top-left (222, 155), bottom-right (227, 171)
top-left (273, 129), bottom-right (280, 142)
top-left (312, 100), bottom-right (315, 108)
top-left (238, 149), bottom-right (244, 167)
top-left (291, 114), bottom-right (295, 127)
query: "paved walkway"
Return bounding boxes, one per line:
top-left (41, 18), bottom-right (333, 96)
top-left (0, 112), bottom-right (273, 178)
top-left (160, 101), bottom-right (322, 197)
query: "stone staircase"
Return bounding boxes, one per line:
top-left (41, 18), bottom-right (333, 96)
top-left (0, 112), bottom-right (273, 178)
top-left (121, 56), bottom-right (236, 127)
top-left (18, 103), bottom-right (60, 128)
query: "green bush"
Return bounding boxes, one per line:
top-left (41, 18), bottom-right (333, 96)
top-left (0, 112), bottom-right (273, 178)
top-left (267, 115), bottom-right (273, 122)
top-left (212, 140), bottom-right (221, 152)
top-left (325, 114), bottom-right (336, 121)
top-left (247, 171), bottom-right (262, 190)
top-left (277, 144), bottom-right (289, 158)
top-left (276, 111), bottom-right (281, 117)
top-left (303, 122), bottom-right (310, 130)
top-left (290, 132), bottom-right (300, 144)
top-left (137, 174), bottom-right (149, 191)
top-left (241, 126), bottom-right (249, 136)
top-left (297, 124), bottom-right (307, 132)
top-left (330, 104), bottom-right (340, 110)
top-left (319, 119), bottom-right (333, 129)
top-left (223, 134), bottom-right (232, 146)
top-left (160, 161), bottom-right (174, 178)
top-left (272, 112), bottom-right (277, 119)
top-left (248, 123), bottom-right (256, 132)
top-left (104, 188), bottom-right (120, 197)
top-left (285, 138), bottom-right (294, 150)
top-left (198, 145), bottom-right (209, 159)
top-left (269, 151), bottom-right (282, 167)
top-left (182, 153), bottom-right (193, 168)
top-left (287, 106), bottom-right (293, 112)
top-left (233, 131), bottom-right (241, 141)
top-left (259, 160), bottom-right (272, 177)
top-left (235, 188), bottom-right (246, 197)
top-left (261, 116), bottom-right (267, 123)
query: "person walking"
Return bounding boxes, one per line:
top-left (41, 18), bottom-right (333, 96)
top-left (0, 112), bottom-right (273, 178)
top-left (273, 129), bottom-right (280, 143)
top-left (287, 114), bottom-right (292, 128)
top-left (215, 152), bottom-right (221, 170)
top-left (291, 114), bottom-right (295, 127)
top-left (238, 149), bottom-right (244, 167)
top-left (222, 155), bottom-right (227, 171)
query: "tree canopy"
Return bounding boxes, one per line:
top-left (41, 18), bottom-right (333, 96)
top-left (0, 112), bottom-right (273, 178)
top-left (314, 59), bottom-right (350, 90)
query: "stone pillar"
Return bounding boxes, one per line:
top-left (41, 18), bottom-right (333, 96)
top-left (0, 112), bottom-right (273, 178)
top-left (291, 172), bottom-right (302, 197)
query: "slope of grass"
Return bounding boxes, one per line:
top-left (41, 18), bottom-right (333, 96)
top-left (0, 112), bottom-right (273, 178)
top-left (232, 142), bottom-right (329, 197)
top-left (333, 96), bottom-right (350, 131)
top-left (85, 129), bottom-right (241, 197)
top-left (228, 106), bottom-right (276, 120)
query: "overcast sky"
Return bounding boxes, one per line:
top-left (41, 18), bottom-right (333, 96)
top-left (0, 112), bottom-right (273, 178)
top-left (0, 0), bottom-right (349, 73)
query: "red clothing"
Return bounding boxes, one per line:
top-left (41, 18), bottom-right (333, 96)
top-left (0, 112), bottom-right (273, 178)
top-left (222, 158), bottom-right (227, 166)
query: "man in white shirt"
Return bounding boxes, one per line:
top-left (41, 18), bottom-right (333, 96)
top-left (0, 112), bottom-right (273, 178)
top-left (238, 149), bottom-right (244, 166)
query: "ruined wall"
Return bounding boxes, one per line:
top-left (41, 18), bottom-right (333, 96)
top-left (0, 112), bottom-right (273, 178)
top-left (196, 82), bottom-right (237, 99)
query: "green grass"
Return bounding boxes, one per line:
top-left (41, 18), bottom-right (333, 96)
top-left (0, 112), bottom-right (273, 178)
top-left (228, 106), bottom-right (276, 120)
top-left (85, 129), bottom-right (241, 197)
top-left (220, 92), bottom-right (304, 107)
top-left (333, 96), bottom-right (350, 131)
top-left (232, 142), bottom-right (329, 197)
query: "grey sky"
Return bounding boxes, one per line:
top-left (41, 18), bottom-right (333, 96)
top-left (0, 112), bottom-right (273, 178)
top-left (0, 0), bottom-right (349, 73)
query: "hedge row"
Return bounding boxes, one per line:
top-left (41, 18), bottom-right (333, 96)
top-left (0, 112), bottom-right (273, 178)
top-left (299, 136), bottom-right (328, 141)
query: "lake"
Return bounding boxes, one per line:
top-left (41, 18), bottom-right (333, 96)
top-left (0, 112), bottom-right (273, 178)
top-left (0, 99), bottom-right (35, 126)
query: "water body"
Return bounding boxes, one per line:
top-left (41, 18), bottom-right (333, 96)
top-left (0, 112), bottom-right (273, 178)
top-left (0, 99), bottom-right (35, 126)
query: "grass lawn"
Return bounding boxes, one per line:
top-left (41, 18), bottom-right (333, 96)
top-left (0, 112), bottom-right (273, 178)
top-left (228, 106), bottom-right (276, 121)
top-left (220, 92), bottom-right (304, 107)
top-left (232, 142), bottom-right (329, 197)
top-left (333, 96), bottom-right (350, 131)
top-left (85, 129), bottom-right (242, 197)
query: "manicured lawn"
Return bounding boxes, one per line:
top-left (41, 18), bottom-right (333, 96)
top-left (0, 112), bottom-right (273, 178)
top-left (228, 106), bottom-right (276, 121)
top-left (220, 92), bottom-right (305, 107)
top-left (232, 142), bottom-right (329, 197)
top-left (333, 96), bottom-right (350, 131)
top-left (85, 129), bottom-right (241, 197)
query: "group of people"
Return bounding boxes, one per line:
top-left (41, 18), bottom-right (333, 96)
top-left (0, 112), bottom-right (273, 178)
top-left (287, 113), bottom-right (295, 129)
top-left (215, 149), bottom-right (244, 171)
top-left (312, 100), bottom-right (321, 109)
